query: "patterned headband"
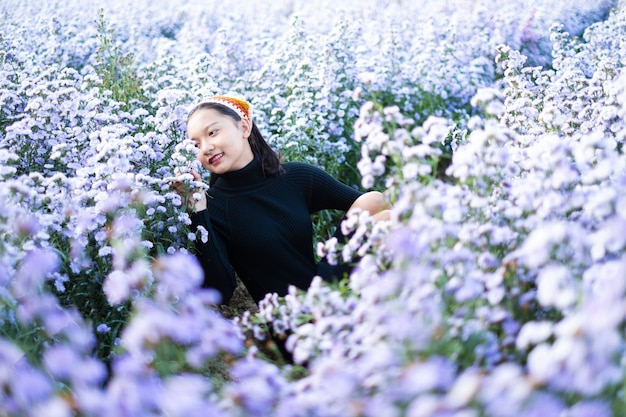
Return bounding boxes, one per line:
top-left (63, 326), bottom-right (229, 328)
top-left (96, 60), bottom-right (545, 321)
top-left (200, 95), bottom-right (251, 122)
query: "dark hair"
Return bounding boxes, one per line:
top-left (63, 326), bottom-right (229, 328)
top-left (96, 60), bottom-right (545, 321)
top-left (187, 102), bottom-right (284, 186)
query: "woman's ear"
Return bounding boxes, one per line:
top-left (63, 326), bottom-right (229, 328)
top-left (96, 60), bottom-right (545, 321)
top-left (240, 118), bottom-right (253, 139)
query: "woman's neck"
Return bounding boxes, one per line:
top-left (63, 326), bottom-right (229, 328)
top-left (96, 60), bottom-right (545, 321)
top-left (212, 157), bottom-right (265, 190)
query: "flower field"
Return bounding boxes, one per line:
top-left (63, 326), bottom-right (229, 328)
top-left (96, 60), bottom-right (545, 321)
top-left (2, 0), bottom-right (626, 415)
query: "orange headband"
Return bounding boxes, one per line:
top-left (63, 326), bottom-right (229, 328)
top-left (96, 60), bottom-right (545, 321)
top-left (200, 95), bottom-right (251, 121)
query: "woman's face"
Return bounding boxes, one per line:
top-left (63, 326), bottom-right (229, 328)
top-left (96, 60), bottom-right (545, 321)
top-left (187, 108), bottom-right (254, 175)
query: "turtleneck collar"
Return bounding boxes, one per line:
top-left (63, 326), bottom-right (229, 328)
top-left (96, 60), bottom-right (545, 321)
top-left (212, 157), bottom-right (266, 191)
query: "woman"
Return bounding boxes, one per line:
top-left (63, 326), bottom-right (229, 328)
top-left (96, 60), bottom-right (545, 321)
top-left (176, 95), bottom-right (389, 304)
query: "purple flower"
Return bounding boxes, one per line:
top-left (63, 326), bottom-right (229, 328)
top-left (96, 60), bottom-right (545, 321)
top-left (103, 369), bottom-right (162, 417)
top-left (103, 260), bottom-right (152, 305)
top-left (480, 363), bottom-right (532, 417)
top-left (224, 358), bottom-right (286, 415)
top-left (15, 215), bottom-right (40, 237)
top-left (516, 321), bottom-right (553, 350)
top-left (444, 368), bottom-right (482, 408)
top-left (477, 252), bottom-right (500, 269)
top-left (43, 344), bottom-right (107, 387)
top-left (567, 401), bottom-right (612, 417)
top-left (0, 264), bottom-right (9, 286)
top-left (394, 356), bottom-right (456, 399)
top-left (384, 227), bottom-right (429, 261)
top-left (9, 361), bottom-right (54, 410)
top-left (43, 345), bottom-right (80, 380)
top-left (97, 323), bottom-right (111, 333)
top-left (157, 374), bottom-right (220, 417)
top-left (519, 393), bottom-right (565, 417)
top-left (13, 248), bottom-right (60, 297)
top-left (536, 264), bottom-right (577, 309)
top-left (153, 252), bottom-right (203, 298)
top-left (50, 272), bottom-right (69, 293)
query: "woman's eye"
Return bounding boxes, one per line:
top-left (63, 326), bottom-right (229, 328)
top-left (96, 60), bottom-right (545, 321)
top-left (208, 129), bottom-right (217, 136)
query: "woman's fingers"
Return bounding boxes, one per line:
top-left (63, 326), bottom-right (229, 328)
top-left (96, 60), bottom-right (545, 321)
top-left (170, 170), bottom-right (207, 212)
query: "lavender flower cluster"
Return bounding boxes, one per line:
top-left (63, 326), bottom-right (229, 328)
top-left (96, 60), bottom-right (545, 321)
top-left (1, 0), bottom-right (625, 416)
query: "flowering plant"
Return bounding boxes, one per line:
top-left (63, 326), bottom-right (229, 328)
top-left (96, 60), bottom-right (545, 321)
top-left (1, 0), bottom-right (625, 416)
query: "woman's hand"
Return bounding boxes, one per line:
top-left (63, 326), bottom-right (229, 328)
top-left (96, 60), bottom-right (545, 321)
top-left (170, 170), bottom-right (208, 212)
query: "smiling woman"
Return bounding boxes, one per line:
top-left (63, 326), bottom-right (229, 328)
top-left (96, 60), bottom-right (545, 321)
top-left (186, 96), bottom-right (257, 177)
top-left (173, 95), bottom-right (390, 304)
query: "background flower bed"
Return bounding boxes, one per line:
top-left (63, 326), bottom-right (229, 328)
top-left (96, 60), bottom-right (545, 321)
top-left (1, 0), bottom-right (626, 415)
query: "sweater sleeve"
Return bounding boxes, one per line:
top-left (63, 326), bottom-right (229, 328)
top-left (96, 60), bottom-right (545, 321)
top-left (189, 209), bottom-right (237, 304)
top-left (284, 162), bottom-right (363, 213)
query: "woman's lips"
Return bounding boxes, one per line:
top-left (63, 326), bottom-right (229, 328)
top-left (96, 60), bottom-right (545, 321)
top-left (209, 153), bottom-right (224, 165)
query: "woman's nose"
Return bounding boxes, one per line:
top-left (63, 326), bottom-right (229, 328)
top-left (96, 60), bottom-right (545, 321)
top-left (199, 139), bottom-right (214, 153)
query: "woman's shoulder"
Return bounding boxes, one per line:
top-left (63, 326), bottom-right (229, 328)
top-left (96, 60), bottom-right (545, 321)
top-left (279, 161), bottom-right (333, 191)
top-left (281, 161), bottom-right (324, 176)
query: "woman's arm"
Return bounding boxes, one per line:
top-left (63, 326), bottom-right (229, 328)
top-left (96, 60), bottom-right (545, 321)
top-left (172, 172), bottom-right (236, 304)
top-left (347, 191), bottom-right (391, 221)
top-left (190, 210), bottom-right (237, 304)
top-left (286, 162), bottom-right (391, 220)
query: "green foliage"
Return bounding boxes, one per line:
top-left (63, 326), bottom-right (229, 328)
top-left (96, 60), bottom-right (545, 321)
top-left (93, 11), bottom-right (147, 111)
top-left (47, 226), bottom-right (126, 363)
top-left (149, 340), bottom-right (236, 391)
top-left (0, 317), bottom-right (48, 368)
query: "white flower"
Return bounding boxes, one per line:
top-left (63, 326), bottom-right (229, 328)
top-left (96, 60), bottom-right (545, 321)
top-left (196, 225), bottom-right (209, 243)
top-left (527, 343), bottom-right (559, 383)
top-left (536, 264), bottom-right (577, 309)
top-left (402, 162), bottom-right (419, 179)
top-left (516, 321), bottom-right (554, 350)
top-left (445, 369), bottom-right (481, 408)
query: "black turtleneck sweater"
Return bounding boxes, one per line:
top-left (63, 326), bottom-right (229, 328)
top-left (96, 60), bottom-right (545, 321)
top-left (190, 158), bottom-right (362, 303)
